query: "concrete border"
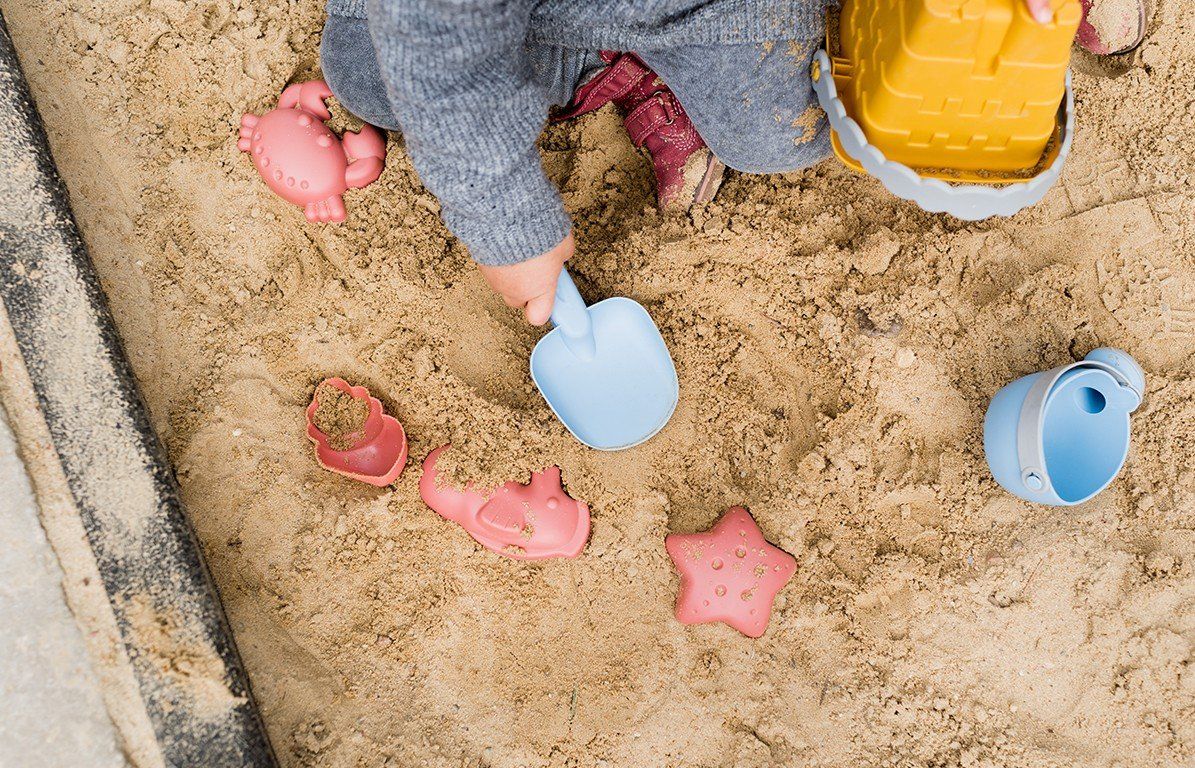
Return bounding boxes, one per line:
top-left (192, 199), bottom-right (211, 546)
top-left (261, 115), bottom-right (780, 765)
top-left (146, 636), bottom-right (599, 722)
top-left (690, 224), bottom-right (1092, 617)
top-left (0, 395), bottom-right (128, 767)
top-left (0, 13), bottom-right (276, 767)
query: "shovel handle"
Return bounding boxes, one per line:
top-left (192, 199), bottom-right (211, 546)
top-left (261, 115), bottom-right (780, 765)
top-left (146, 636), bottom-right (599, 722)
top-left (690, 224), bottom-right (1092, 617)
top-left (550, 268), bottom-right (596, 362)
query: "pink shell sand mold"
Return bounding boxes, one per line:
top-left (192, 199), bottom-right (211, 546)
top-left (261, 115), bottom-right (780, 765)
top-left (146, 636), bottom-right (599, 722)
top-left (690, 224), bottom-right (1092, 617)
top-left (305, 378), bottom-right (408, 486)
top-left (419, 445), bottom-right (590, 560)
top-left (238, 80), bottom-right (386, 223)
top-left (665, 506), bottom-right (797, 638)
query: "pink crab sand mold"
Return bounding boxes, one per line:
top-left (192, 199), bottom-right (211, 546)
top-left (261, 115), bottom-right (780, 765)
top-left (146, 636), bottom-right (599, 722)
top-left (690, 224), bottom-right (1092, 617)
top-left (305, 378), bottom-right (408, 486)
top-left (238, 80), bottom-right (386, 223)
top-left (665, 506), bottom-right (797, 638)
top-left (419, 445), bottom-right (590, 560)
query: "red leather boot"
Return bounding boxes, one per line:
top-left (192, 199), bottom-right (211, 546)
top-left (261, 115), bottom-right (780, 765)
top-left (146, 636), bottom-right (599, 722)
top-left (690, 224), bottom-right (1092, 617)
top-left (553, 52), bottom-right (724, 209)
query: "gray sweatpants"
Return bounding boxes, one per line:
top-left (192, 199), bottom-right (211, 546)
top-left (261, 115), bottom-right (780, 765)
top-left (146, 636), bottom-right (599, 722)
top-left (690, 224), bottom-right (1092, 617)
top-left (320, 14), bottom-right (830, 175)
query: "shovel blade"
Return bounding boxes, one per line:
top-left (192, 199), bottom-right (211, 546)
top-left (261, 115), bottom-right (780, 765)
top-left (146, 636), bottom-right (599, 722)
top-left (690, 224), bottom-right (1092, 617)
top-left (531, 298), bottom-right (678, 450)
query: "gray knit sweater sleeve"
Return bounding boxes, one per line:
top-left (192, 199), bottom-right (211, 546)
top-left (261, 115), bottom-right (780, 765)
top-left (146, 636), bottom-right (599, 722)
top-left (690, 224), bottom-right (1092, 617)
top-left (365, 0), bottom-right (570, 266)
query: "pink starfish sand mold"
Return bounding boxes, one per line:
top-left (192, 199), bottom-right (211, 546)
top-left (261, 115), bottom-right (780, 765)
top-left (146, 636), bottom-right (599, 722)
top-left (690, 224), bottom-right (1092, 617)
top-left (665, 506), bottom-right (797, 638)
top-left (419, 445), bottom-right (590, 561)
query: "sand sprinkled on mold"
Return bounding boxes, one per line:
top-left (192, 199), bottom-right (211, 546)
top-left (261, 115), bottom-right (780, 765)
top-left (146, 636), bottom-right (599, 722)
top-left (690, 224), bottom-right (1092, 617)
top-left (311, 382), bottom-right (369, 451)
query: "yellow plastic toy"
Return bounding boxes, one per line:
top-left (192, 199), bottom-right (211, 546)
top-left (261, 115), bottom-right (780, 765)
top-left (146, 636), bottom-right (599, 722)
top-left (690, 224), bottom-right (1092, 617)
top-left (811, 0), bottom-right (1082, 219)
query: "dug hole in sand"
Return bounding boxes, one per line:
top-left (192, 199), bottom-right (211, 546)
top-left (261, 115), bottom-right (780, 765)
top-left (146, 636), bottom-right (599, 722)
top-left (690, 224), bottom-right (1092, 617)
top-left (2, 0), bottom-right (1192, 765)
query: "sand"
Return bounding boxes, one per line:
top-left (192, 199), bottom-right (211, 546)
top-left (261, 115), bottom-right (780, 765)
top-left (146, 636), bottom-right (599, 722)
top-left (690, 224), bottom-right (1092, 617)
top-left (312, 382), bottom-right (370, 451)
top-left (1086, 0), bottom-right (1143, 52)
top-left (1, 0), bottom-right (1193, 765)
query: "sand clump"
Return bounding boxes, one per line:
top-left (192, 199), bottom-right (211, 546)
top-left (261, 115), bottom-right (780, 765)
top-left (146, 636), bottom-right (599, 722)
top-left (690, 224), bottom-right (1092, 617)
top-left (122, 594), bottom-right (247, 721)
top-left (1087, 0), bottom-right (1143, 50)
top-left (2, 0), bottom-right (1194, 766)
top-left (311, 382), bottom-right (369, 450)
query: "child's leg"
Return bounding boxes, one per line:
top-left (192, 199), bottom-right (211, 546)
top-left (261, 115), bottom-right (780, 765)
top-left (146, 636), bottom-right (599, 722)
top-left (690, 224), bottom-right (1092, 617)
top-left (319, 10), bottom-right (598, 130)
top-left (525, 46), bottom-right (606, 109)
top-left (319, 14), bottom-right (401, 130)
top-left (637, 39), bottom-right (831, 175)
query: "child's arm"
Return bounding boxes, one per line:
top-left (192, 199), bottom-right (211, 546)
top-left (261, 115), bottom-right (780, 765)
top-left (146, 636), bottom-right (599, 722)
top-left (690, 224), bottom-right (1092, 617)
top-left (367, 0), bottom-right (570, 323)
top-left (477, 234), bottom-right (573, 326)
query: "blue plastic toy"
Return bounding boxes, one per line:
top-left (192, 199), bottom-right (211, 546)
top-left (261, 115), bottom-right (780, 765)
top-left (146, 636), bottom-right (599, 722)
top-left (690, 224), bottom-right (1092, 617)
top-left (983, 348), bottom-right (1146, 506)
top-left (530, 269), bottom-right (679, 450)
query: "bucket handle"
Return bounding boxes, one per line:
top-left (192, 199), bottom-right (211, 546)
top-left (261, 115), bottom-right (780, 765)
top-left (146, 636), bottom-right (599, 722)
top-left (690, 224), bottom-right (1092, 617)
top-left (1016, 351), bottom-right (1143, 498)
top-left (549, 268), bottom-right (597, 362)
top-left (810, 49), bottom-right (1075, 221)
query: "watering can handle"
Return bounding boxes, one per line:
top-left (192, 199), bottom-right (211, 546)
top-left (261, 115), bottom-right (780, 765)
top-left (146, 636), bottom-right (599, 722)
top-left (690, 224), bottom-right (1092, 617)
top-left (549, 268), bottom-right (597, 362)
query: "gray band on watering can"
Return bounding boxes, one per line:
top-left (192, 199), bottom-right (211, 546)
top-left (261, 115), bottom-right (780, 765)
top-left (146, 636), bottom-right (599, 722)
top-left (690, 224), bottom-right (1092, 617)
top-left (810, 50), bottom-right (1075, 221)
top-left (1015, 358), bottom-right (1142, 499)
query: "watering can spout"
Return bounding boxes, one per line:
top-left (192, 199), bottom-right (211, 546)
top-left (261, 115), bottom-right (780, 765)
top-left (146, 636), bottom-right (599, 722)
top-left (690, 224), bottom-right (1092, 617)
top-left (1085, 347), bottom-right (1146, 410)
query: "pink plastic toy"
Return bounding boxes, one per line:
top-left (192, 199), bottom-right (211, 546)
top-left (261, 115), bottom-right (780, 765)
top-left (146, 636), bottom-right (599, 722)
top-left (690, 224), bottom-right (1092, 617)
top-left (420, 445), bottom-right (590, 560)
top-left (305, 378), bottom-right (407, 486)
top-left (665, 506), bottom-right (796, 638)
top-left (238, 80), bottom-right (386, 223)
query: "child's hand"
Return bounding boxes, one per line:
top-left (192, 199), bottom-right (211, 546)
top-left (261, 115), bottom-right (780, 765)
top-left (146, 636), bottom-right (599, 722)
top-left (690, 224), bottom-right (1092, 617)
top-left (1023, 0), bottom-right (1054, 23)
top-left (477, 233), bottom-right (574, 326)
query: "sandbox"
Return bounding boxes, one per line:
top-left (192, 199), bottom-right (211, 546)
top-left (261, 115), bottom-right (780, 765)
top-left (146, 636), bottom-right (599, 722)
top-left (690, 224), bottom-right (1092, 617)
top-left (1, 0), bottom-right (1192, 766)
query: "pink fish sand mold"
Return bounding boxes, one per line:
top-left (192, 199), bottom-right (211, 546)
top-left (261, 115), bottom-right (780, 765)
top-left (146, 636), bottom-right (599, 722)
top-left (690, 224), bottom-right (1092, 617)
top-left (420, 445), bottom-right (590, 560)
top-left (666, 506), bottom-right (797, 638)
top-left (239, 80), bottom-right (386, 223)
top-left (306, 378), bottom-right (408, 486)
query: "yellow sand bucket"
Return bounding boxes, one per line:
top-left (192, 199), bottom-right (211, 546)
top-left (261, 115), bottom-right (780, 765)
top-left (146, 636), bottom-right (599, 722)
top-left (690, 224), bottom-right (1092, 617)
top-left (812, 0), bottom-right (1082, 219)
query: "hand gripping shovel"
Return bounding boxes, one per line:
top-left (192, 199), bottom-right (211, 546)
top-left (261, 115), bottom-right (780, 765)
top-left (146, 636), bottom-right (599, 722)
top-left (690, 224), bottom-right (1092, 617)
top-left (530, 269), bottom-right (678, 450)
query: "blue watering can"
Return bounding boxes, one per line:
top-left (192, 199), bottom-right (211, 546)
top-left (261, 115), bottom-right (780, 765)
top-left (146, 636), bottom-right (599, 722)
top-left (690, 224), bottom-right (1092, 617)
top-left (530, 269), bottom-right (679, 450)
top-left (983, 348), bottom-right (1146, 506)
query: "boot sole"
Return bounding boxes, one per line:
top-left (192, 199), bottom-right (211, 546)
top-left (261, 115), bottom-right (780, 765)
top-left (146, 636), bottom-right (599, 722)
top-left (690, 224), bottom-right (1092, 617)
top-left (662, 150), bottom-right (726, 211)
top-left (693, 154), bottom-right (726, 205)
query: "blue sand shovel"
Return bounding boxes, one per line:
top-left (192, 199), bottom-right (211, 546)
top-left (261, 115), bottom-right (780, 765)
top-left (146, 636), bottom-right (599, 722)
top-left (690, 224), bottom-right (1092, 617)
top-left (530, 269), bottom-right (679, 450)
